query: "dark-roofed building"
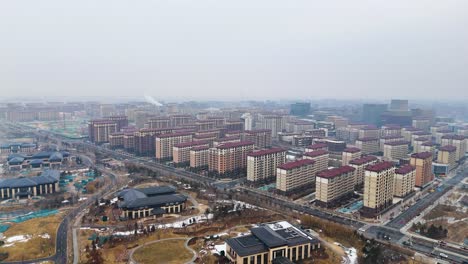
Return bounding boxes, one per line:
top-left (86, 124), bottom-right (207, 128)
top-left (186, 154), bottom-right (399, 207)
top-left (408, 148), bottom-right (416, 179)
top-left (247, 148), bottom-right (287, 183)
top-left (394, 165), bottom-right (416, 198)
top-left (315, 166), bottom-right (355, 207)
top-left (117, 186), bottom-right (187, 219)
top-left (342, 147), bottom-right (361, 165)
top-left (226, 221), bottom-right (320, 264)
top-left (348, 155), bottom-right (379, 188)
top-left (0, 142), bottom-right (36, 155)
top-left (6, 151), bottom-right (68, 170)
top-left (276, 159), bottom-right (316, 194)
top-left (361, 161), bottom-right (395, 218)
top-left (0, 170), bottom-right (60, 199)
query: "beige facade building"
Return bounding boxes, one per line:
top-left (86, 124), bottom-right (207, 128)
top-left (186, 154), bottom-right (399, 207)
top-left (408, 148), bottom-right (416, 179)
top-left (361, 161), bottom-right (395, 218)
top-left (355, 137), bottom-right (379, 154)
top-left (380, 125), bottom-right (402, 138)
top-left (315, 166), bottom-right (355, 207)
top-left (247, 148), bottom-right (287, 183)
top-left (155, 132), bottom-right (193, 161)
top-left (401, 127), bottom-right (422, 142)
top-left (303, 150), bottom-right (329, 175)
top-left (243, 129), bottom-right (272, 149)
top-left (208, 141), bottom-right (255, 176)
top-left (173, 141), bottom-right (210, 165)
top-left (305, 143), bottom-right (328, 153)
top-left (435, 129), bottom-right (454, 145)
top-left (190, 146), bottom-right (210, 169)
top-left (342, 147), bottom-right (361, 165)
top-left (441, 135), bottom-right (466, 161)
top-left (393, 164), bottom-right (416, 198)
top-left (88, 120), bottom-right (117, 144)
top-left (411, 132), bottom-right (431, 146)
top-left (412, 119), bottom-right (431, 131)
top-left (276, 159), bottom-right (316, 194)
top-left (437, 145), bottom-right (457, 171)
top-left (410, 152), bottom-right (434, 188)
top-left (383, 141), bottom-right (409, 161)
top-left (258, 114), bottom-right (286, 139)
top-left (349, 155), bottom-right (378, 187)
top-left (213, 136), bottom-right (241, 147)
top-left (358, 126), bottom-right (380, 139)
top-left (379, 135), bottom-right (405, 151)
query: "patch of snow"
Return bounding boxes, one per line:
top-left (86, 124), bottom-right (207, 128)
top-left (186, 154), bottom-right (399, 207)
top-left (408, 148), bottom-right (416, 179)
top-left (5, 234), bottom-right (32, 244)
top-left (39, 233), bottom-right (50, 239)
top-left (211, 243), bottom-right (226, 255)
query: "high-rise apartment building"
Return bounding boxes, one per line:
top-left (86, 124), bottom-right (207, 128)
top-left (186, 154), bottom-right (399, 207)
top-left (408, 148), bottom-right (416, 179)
top-left (355, 137), bottom-right (379, 154)
top-left (348, 155), bottom-right (378, 187)
top-left (305, 143), bottom-right (328, 153)
top-left (441, 135), bottom-right (466, 161)
top-left (342, 147), bottom-right (361, 165)
top-left (258, 114), bottom-right (285, 138)
top-left (276, 159), bottom-right (316, 194)
top-left (379, 135), bottom-right (405, 151)
top-left (393, 165), bottom-right (416, 198)
top-left (208, 141), bottom-right (255, 177)
top-left (190, 146), bottom-right (210, 170)
top-left (383, 141), bottom-right (409, 161)
top-left (155, 132), bottom-right (193, 161)
top-left (243, 129), bottom-right (272, 149)
top-left (437, 145), bottom-right (457, 171)
top-left (412, 118), bottom-right (431, 131)
top-left (173, 141), bottom-right (210, 166)
top-left (358, 126), bottom-right (380, 139)
top-left (134, 128), bottom-right (173, 156)
top-left (303, 150), bottom-right (329, 175)
top-left (315, 166), bottom-right (355, 207)
top-left (410, 152), bottom-right (434, 188)
top-left (247, 148), bottom-right (287, 183)
top-left (361, 161), bottom-right (395, 218)
top-left (88, 120), bottom-right (117, 144)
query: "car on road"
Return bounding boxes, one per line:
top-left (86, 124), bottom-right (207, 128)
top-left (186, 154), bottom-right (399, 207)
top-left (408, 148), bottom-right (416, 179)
top-left (439, 252), bottom-right (448, 258)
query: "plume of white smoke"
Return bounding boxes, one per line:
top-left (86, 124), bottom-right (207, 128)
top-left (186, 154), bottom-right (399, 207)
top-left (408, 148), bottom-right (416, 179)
top-left (144, 95), bottom-right (163, 106)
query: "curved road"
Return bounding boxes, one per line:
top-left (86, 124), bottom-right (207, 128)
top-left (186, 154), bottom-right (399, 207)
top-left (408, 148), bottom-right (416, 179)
top-left (128, 237), bottom-right (196, 264)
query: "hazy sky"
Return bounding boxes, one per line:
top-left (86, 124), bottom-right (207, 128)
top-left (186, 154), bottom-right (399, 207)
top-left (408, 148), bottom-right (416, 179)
top-left (1, 0), bottom-right (467, 101)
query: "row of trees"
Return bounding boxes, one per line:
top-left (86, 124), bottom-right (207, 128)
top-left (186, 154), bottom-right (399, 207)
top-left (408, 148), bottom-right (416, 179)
top-left (412, 222), bottom-right (448, 239)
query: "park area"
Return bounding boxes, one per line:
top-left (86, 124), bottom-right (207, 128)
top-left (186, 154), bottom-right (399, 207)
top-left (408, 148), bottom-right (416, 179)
top-left (0, 211), bottom-right (63, 261)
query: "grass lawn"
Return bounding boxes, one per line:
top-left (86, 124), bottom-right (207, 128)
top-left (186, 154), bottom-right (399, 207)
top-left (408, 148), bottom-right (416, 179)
top-left (133, 239), bottom-right (193, 264)
top-left (0, 213), bottom-right (63, 261)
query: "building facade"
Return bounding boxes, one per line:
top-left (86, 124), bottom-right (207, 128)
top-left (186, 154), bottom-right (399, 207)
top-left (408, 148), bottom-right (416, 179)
top-left (247, 148), bottom-right (287, 183)
top-left (315, 166), bottom-right (355, 207)
top-left (410, 152), bottom-right (434, 188)
top-left (361, 161), bottom-right (395, 218)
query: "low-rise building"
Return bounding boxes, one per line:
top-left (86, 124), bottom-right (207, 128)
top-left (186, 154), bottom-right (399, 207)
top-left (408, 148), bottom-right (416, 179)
top-left (393, 164), bottom-right (416, 198)
top-left (276, 159), bottom-right (316, 194)
top-left (0, 170), bottom-right (60, 199)
top-left (361, 161), bottom-right (395, 218)
top-left (247, 148), bottom-right (287, 183)
top-left (315, 166), bottom-right (355, 207)
top-left (0, 143), bottom-right (36, 155)
top-left (226, 221), bottom-right (320, 264)
top-left (117, 186), bottom-right (187, 219)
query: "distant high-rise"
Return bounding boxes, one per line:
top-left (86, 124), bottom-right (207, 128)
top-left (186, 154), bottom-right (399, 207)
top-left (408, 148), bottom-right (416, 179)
top-left (241, 113), bottom-right (253, 130)
top-left (290, 102), bottom-right (311, 116)
top-left (390, 99), bottom-right (409, 112)
top-left (362, 104), bottom-right (387, 127)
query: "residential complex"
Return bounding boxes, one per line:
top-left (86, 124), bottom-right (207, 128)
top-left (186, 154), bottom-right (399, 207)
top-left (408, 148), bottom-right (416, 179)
top-left (437, 145), bottom-right (457, 171)
top-left (315, 166), bottom-right (355, 207)
top-left (341, 147), bottom-right (361, 165)
top-left (355, 137), bottom-right (379, 154)
top-left (208, 141), bottom-right (255, 176)
top-left (247, 148), bottom-right (287, 183)
top-left (410, 152), bottom-right (434, 188)
top-left (348, 155), bottom-right (379, 188)
top-left (302, 150), bottom-right (329, 175)
top-left (173, 141), bottom-right (210, 166)
top-left (276, 159), bottom-right (316, 194)
top-left (383, 141), bottom-right (409, 161)
top-left (155, 132), bottom-right (193, 161)
top-left (393, 165), bottom-right (416, 198)
top-left (361, 161), bottom-right (395, 218)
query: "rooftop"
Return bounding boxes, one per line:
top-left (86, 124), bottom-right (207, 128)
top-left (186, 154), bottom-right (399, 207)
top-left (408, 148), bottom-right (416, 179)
top-left (343, 147), bottom-right (361, 153)
top-left (303, 149), bottom-right (328, 158)
top-left (384, 140), bottom-right (409, 146)
top-left (395, 164), bottom-right (415, 174)
top-left (357, 137), bottom-right (379, 142)
top-left (380, 135), bottom-right (404, 140)
top-left (411, 152), bottom-right (433, 159)
top-left (306, 143), bottom-right (328, 150)
top-left (191, 145), bottom-right (210, 151)
top-left (317, 166), bottom-right (355, 179)
top-left (349, 155), bottom-right (378, 165)
top-left (245, 129), bottom-right (271, 134)
top-left (442, 134), bottom-right (465, 140)
top-left (248, 148), bottom-right (286, 157)
top-left (414, 137), bottom-right (430, 142)
top-left (217, 141), bottom-right (254, 149)
top-left (403, 127), bottom-right (421, 132)
top-left (436, 129), bottom-right (453, 133)
top-left (439, 145), bottom-right (457, 152)
top-left (366, 161), bottom-right (394, 173)
top-left (0, 170), bottom-right (60, 189)
top-left (277, 159), bottom-right (315, 170)
top-left (413, 132), bottom-right (431, 136)
top-left (174, 141), bottom-right (209, 148)
top-left (421, 142), bottom-right (436, 146)
top-left (156, 132), bottom-right (193, 139)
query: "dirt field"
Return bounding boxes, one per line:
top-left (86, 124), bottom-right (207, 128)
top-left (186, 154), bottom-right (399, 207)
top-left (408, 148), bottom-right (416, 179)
top-left (133, 239), bottom-right (193, 264)
top-left (423, 204), bottom-right (467, 220)
top-left (0, 212), bottom-right (63, 261)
